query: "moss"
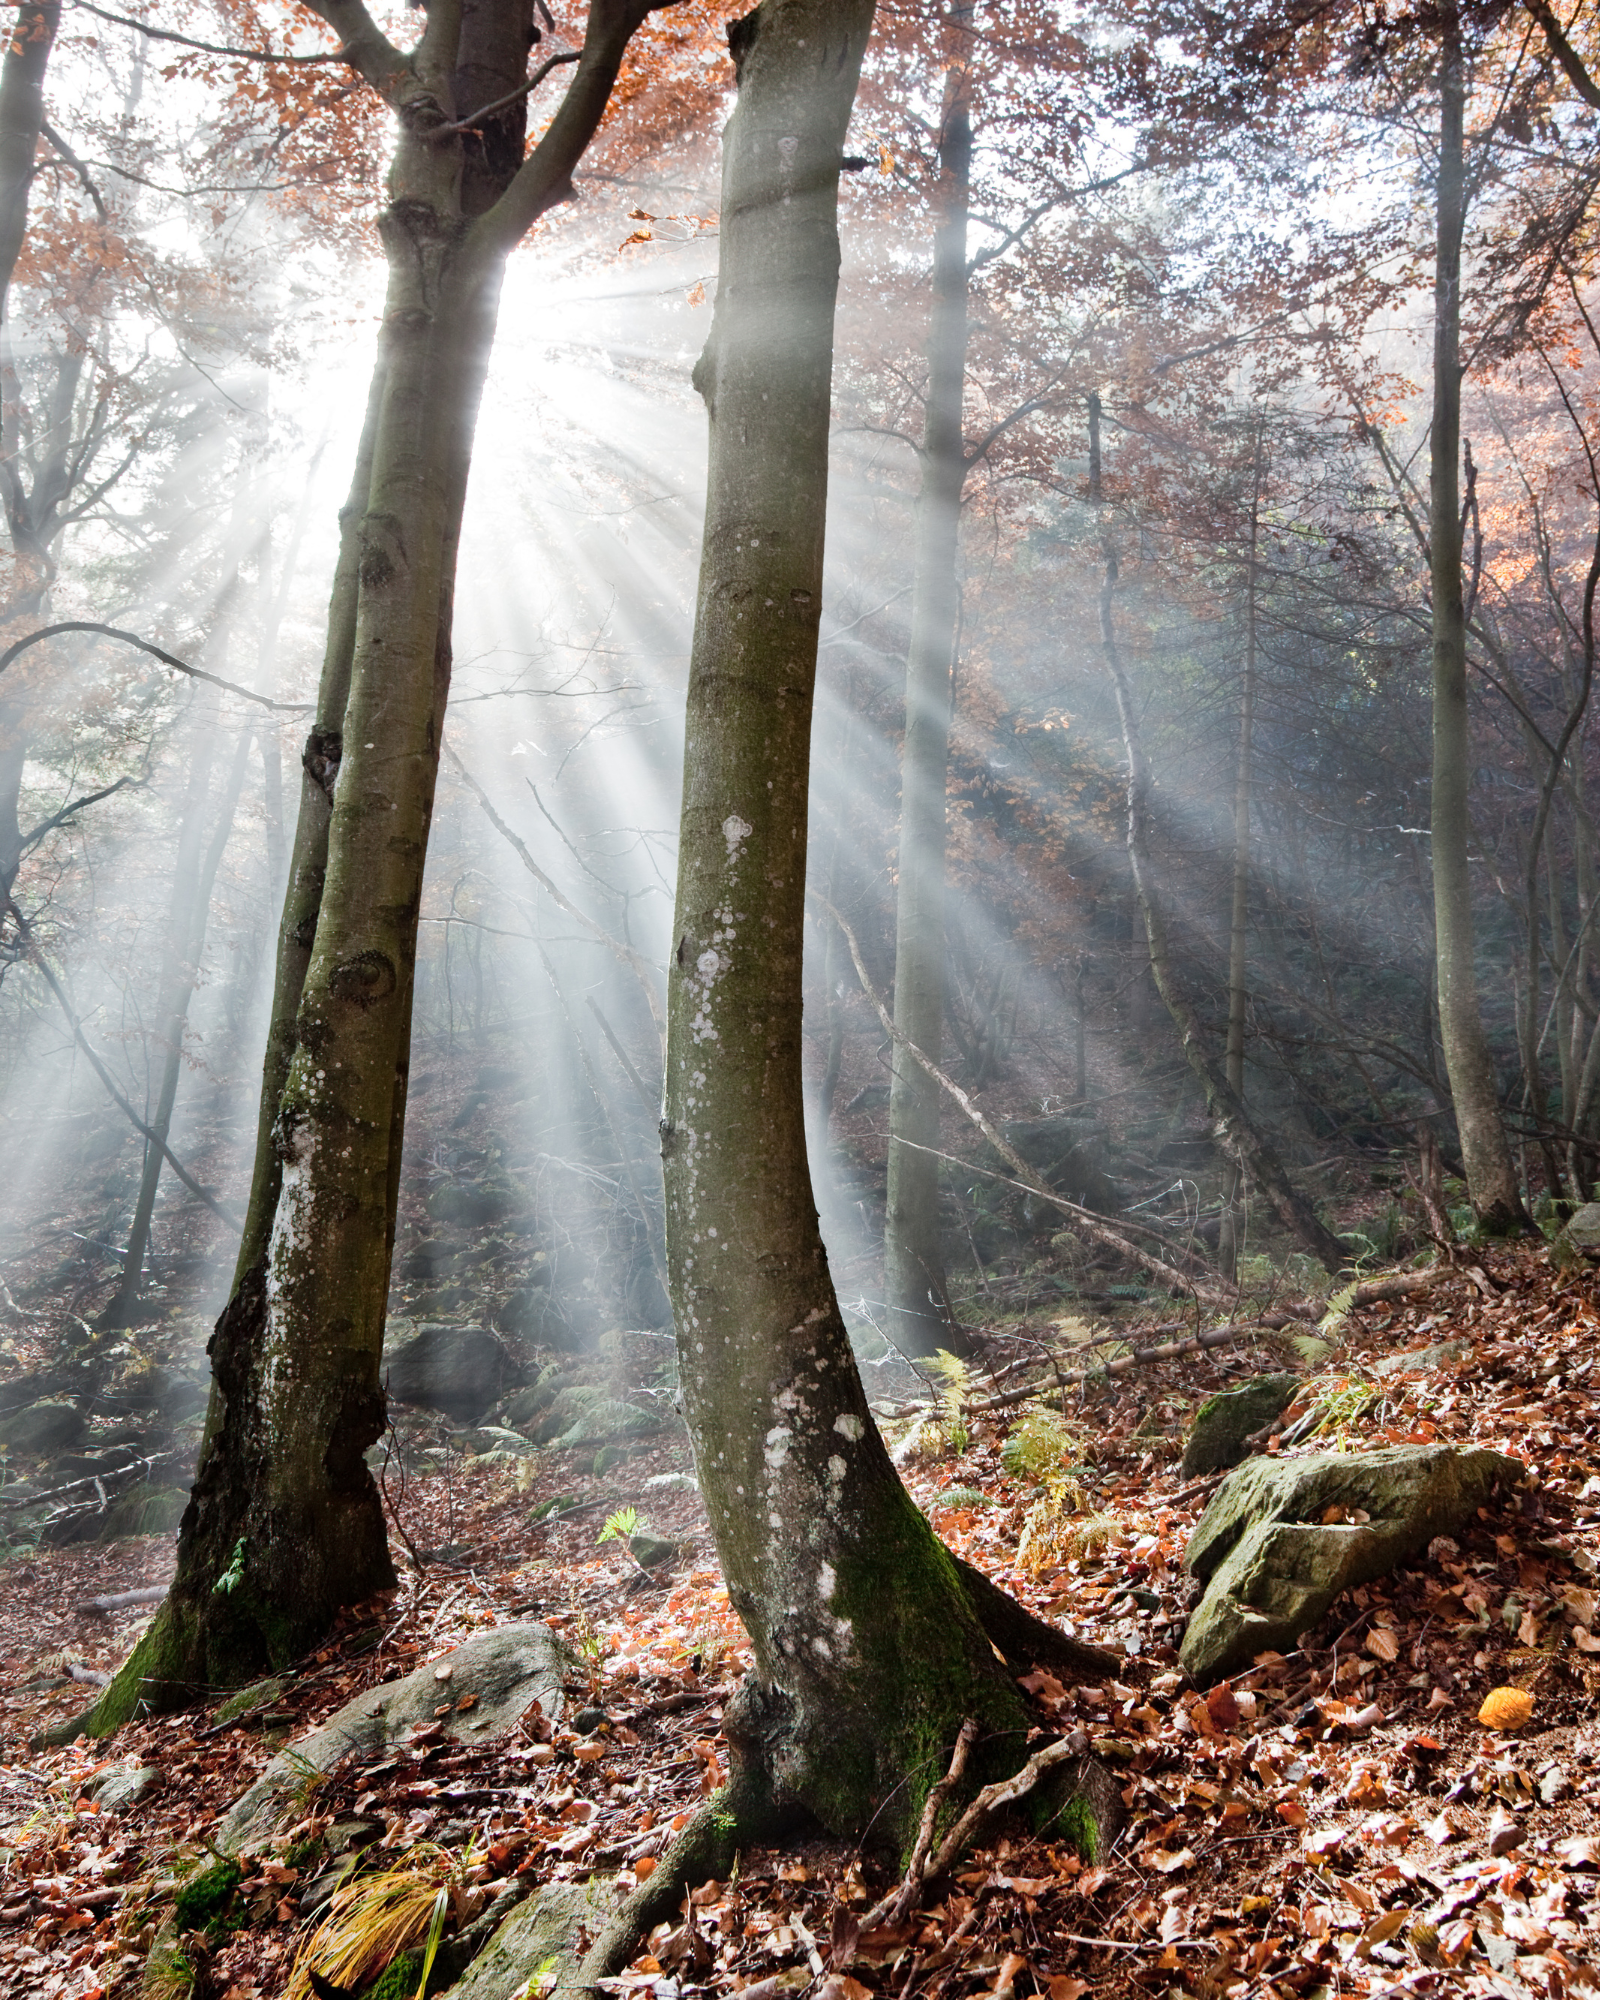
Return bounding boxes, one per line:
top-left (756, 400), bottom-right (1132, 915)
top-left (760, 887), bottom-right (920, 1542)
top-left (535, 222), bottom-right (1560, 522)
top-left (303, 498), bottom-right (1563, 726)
top-left (1040, 1790), bottom-right (1099, 1861)
top-left (358, 1948), bottom-right (428, 2000)
top-left (173, 1858), bottom-right (243, 1937)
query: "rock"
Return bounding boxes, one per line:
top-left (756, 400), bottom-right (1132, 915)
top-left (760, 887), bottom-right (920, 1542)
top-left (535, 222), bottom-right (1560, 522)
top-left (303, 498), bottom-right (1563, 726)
top-left (526, 1387), bottom-right (663, 1449)
top-left (0, 1399), bottom-right (85, 1454)
top-left (627, 1531), bottom-right (678, 1570)
top-left (0, 1370), bottom-right (61, 1415)
top-left (217, 1622), bottom-right (580, 1853)
top-left (382, 1322), bottom-right (522, 1422)
top-left (39, 1483), bottom-right (188, 1547)
top-left (1373, 1341), bottom-right (1465, 1378)
top-left (446, 1879), bottom-right (613, 2000)
top-left (86, 1762), bottom-right (161, 1813)
top-left (1552, 1202), bottom-right (1600, 1266)
top-left (212, 1676), bottom-right (290, 1727)
top-left (997, 1116), bottom-right (1121, 1215)
top-left (1180, 1443), bottom-right (1520, 1684)
top-left (1181, 1374), bottom-right (1302, 1480)
top-left (426, 1176), bottom-right (527, 1229)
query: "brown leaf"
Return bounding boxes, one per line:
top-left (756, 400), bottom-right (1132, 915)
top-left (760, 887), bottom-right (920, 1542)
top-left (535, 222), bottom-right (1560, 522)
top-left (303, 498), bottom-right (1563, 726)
top-left (1365, 1626), bottom-right (1399, 1663)
top-left (1206, 1684), bottom-right (1241, 1732)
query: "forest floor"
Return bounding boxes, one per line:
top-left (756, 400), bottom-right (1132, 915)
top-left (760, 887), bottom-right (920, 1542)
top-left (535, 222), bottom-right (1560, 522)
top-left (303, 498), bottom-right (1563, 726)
top-left (1, 1245), bottom-right (1598, 2000)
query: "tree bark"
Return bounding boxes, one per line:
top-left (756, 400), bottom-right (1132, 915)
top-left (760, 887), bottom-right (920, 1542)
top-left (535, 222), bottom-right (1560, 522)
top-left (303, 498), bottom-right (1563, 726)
top-left (884, 5), bottom-right (973, 1362)
top-left (1428, 14), bottom-right (1532, 1235)
top-left (0, 1), bottom-right (56, 323)
top-left (662, 0), bottom-right (1111, 1859)
top-left (77, 0), bottom-right (665, 1736)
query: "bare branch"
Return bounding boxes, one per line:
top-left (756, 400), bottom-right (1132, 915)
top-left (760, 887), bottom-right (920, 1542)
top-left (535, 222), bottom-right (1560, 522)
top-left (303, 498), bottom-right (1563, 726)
top-left (69, 0), bottom-right (346, 65)
top-left (0, 621), bottom-right (311, 712)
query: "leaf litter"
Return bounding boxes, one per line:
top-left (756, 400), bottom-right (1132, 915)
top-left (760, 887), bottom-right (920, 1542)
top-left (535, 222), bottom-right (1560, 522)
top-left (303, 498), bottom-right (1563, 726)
top-left (2, 1246), bottom-right (1599, 1999)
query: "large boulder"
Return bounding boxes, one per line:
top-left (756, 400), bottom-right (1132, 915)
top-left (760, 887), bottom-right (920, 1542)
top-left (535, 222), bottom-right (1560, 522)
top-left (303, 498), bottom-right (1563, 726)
top-left (0, 1399), bottom-right (85, 1454)
top-left (1180, 1374), bottom-right (1302, 1480)
top-left (998, 1117), bottom-right (1121, 1215)
top-left (217, 1622), bottom-right (580, 1852)
top-left (382, 1322), bottom-right (522, 1422)
top-left (1180, 1443), bottom-right (1520, 1684)
top-left (446, 1880), bottom-right (612, 2000)
top-left (1552, 1202), bottom-right (1600, 1267)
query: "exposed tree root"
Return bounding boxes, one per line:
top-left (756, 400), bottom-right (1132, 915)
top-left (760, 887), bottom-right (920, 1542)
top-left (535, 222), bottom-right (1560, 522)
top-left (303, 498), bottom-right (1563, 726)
top-left (862, 1717), bottom-right (978, 1929)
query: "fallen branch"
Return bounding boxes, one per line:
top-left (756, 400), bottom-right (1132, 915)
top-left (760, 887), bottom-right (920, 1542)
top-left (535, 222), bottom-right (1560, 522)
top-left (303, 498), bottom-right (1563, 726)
top-left (1, 1450), bottom-right (179, 1511)
top-left (862, 1718), bottom-right (977, 1929)
top-left (75, 1584), bottom-right (170, 1615)
top-left (813, 895), bottom-right (1230, 1307)
top-left (966, 1319), bottom-right (1268, 1409)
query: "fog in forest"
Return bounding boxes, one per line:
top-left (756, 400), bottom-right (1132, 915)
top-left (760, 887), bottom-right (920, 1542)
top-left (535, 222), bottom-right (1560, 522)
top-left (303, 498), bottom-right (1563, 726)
top-left (2, 0), bottom-right (1595, 1459)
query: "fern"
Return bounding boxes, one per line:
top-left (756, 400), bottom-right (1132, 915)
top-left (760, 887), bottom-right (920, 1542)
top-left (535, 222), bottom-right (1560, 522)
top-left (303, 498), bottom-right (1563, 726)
top-left (931, 1349), bottom-right (973, 1456)
top-left (1319, 1281), bottom-right (1358, 1336)
top-left (1000, 1406), bottom-right (1072, 1483)
top-left (597, 1506), bottom-right (641, 1545)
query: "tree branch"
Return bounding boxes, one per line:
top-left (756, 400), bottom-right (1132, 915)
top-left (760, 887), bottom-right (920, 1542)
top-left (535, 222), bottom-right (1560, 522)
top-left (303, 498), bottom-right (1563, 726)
top-left (68, 0), bottom-right (347, 65)
top-left (467, 0), bottom-right (674, 264)
top-left (1524, 0), bottom-right (1600, 110)
top-left (0, 621), bottom-right (311, 712)
top-left (2, 893), bottom-right (242, 1232)
top-left (427, 48), bottom-right (581, 137)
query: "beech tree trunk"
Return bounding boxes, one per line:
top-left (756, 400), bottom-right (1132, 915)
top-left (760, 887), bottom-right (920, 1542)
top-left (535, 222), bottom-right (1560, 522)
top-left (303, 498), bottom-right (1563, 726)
top-left (884, 8), bottom-right (973, 1362)
top-left (662, 0), bottom-right (1109, 1858)
top-left (79, 0), bottom-right (664, 1735)
top-left (1428, 14), bottom-right (1531, 1235)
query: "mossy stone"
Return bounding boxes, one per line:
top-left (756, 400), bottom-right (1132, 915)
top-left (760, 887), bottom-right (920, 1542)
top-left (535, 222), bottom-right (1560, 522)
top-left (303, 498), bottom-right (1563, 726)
top-left (172, 1857), bottom-right (241, 1935)
top-left (1180, 1443), bottom-right (1520, 1683)
top-left (0, 1399), bottom-right (85, 1454)
top-left (1180, 1373), bottom-right (1301, 1480)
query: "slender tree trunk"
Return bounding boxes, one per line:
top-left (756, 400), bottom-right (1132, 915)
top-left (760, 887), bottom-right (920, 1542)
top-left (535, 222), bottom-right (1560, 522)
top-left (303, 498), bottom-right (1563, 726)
top-left (1090, 396), bottom-right (1345, 1274)
top-left (1428, 15), bottom-right (1531, 1234)
top-left (103, 719), bottom-right (222, 1327)
top-left (0, 1), bottom-right (56, 322)
top-left (79, 0), bottom-right (662, 1735)
top-left (1219, 423), bottom-right (1263, 1283)
top-left (662, 0), bottom-right (1110, 1860)
top-left (884, 5), bottom-right (973, 1361)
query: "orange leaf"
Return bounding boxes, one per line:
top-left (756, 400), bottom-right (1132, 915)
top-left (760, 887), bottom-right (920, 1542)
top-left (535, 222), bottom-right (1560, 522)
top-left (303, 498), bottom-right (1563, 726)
top-left (1477, 1687), bottom-right (1534, 1732)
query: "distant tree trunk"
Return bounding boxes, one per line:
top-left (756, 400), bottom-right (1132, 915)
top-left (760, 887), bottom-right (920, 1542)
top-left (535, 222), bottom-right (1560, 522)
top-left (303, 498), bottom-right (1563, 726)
top-left (884, 4), bottom-right (973, 1362)
top-left (0, 2), bottom-right (56, 323)
top-left (1091, 394), bottom-right (1344, 1274)
top-left (661, 0), bottom-right (1110, 1863)
top-left (1218, 422), bottom-right (1263, 1283)
top-left (79, 0), bottom-right (665, 1735)
top-left (103, 720), bottom-right (221, 1327)
top-left (1428, 15), bottom-right (1532, 1235)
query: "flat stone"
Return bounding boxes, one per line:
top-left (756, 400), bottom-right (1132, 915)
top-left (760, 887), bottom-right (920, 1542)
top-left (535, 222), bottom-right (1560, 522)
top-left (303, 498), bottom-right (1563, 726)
top-left (212, 1676), bottom-right (289, 1727)
top-left (87, 1761), bottom-right (161, 1812)
top-left (217, 1622), bottom-right (580, 1852)
top-left (1181, 1374), bottom-right (1301, 1480)
top-left (0, 1400), bottom-right (85, 1454)
top-left (1180, 1443), bottom-right (1520, 1684)
top-left (1372, 1341), bottom-right (1465, 1378)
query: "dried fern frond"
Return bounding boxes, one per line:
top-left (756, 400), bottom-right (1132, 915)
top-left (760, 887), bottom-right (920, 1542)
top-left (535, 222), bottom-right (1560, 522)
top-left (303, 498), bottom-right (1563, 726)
top-left (288, 1846), bottom-right (452, 2000)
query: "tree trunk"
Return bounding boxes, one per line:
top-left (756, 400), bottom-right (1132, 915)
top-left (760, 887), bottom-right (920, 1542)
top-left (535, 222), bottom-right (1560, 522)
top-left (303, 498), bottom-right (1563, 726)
top-left (1090, 402), bottom-right (1345, 1274)
top-left (661, 0), bottom-right (1110, 1861)
top-left (1219, 422), bottom-right (1263, 1284)
top-left (78, 0), bottom-right (662, 1736)
top-left (0, 2), bottom-right (56, 323)
top-left (1428, 14), bottom-right (1531, 1235)
top-left (884, 7), bottom-right (973, 1361)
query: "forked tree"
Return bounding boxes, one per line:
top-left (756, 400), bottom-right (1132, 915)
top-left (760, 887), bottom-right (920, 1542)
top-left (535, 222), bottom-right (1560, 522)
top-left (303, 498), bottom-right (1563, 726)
top-left (78, 0), bottom-right (677, 1735)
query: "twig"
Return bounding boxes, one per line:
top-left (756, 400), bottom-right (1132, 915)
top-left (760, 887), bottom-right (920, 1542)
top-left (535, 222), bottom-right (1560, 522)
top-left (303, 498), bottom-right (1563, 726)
top-left (862, 1718), bottom-right (978, 1929)
top-left (2, 1450), bottom-right (179, 1511)
top-left (965, 1319), bottom-right (1268, 1409)
top-left (923, 1735), bottom-right (1080, 1881)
